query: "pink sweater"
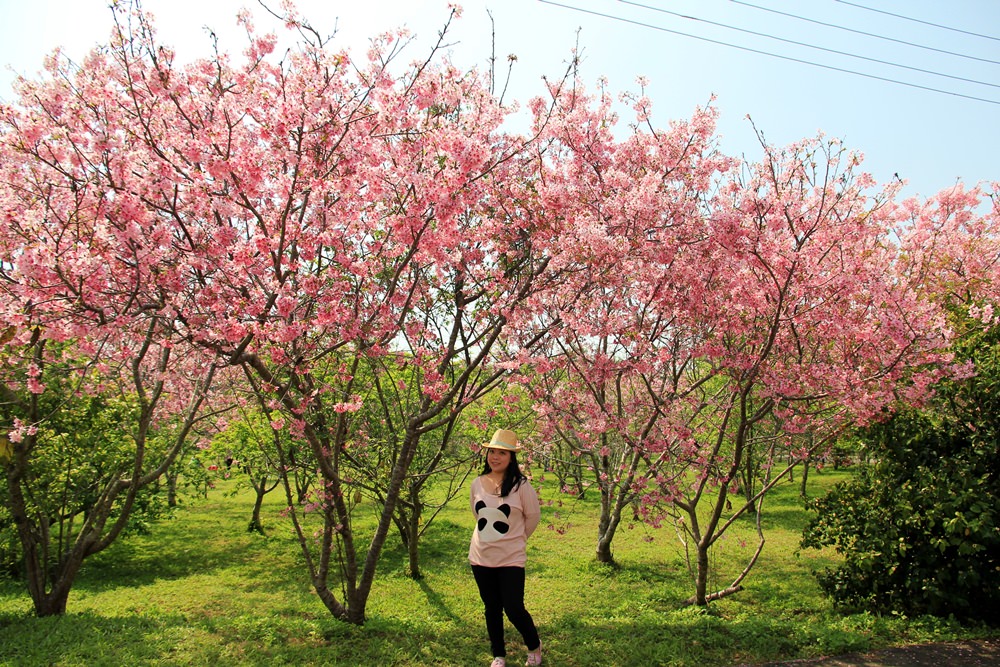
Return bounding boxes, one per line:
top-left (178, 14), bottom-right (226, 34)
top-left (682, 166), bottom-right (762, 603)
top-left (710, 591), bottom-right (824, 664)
top-left (468, 475), bottom-right (541, 568)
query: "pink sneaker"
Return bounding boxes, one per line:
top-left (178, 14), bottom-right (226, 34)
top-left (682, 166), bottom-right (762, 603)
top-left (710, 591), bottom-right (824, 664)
top-left (490, 658), bottom-right (506, 667)
top-left (526, 645), bottom-right (542, 666)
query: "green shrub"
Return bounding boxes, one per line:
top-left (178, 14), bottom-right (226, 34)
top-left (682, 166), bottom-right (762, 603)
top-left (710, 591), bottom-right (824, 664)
top-left (802, 323), bottom-right (1000, 624)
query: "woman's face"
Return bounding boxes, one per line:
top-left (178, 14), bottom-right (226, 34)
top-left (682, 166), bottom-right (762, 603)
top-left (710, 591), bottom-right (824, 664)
top-left (486, 447), bottom-right (511, 475)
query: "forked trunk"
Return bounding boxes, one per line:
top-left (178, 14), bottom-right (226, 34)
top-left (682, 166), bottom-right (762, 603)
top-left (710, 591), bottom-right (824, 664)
top-left (406, 518), bottom-right (421, 579)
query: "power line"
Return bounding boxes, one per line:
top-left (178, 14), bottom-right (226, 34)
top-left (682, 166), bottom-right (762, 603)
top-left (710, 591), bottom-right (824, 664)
top-left (835, 0), bottom-right (1000, 42)
top-left (536, 0), bottom-right (1000, 105)
top-left (730, 0), bottom-right (1000, 66)
top-left (619, 0), bottom-right (1000, 90)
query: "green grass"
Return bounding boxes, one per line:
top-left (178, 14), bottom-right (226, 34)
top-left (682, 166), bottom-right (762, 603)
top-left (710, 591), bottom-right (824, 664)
top-left (0, 470), bottom-right (995, 666)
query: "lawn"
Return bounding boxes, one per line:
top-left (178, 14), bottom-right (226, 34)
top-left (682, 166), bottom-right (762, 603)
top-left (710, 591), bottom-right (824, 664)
top-left (0, 468), bottom-right (993, 666)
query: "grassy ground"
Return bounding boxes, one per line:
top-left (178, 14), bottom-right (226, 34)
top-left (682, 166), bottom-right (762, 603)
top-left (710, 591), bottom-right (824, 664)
top-left (0, 469), bottom-right (994, 666)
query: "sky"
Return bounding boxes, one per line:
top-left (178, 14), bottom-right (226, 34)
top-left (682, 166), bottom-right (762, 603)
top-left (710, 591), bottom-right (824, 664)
top-left (0, 0), bottom-right (997, 201)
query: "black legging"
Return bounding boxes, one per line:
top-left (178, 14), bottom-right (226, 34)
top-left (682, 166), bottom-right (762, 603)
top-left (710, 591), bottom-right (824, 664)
top-left (471, 565), bottom-right (541, 658)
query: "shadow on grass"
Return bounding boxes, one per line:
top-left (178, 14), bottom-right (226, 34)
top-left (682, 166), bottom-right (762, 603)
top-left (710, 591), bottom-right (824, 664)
top-left (530, 605), bottom-right (824, 667)
top-left (755, 506), bottom-right (815, 533)
top-left (0, 595), bottom-right (860, 667)
top-left (416, 573), bottom-right (465, 624)
top-left (340, 595), bottom-right (836, 667)
top-left (0, 609), bottom-right (175, 665)
top-left (376, 518), bottom-right (470, 578)
top-left (75, 498), bottom-right (302, 595)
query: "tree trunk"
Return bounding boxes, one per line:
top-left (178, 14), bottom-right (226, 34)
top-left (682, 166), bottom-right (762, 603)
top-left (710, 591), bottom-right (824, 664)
top-left (305, 421), bottom-right (426, 626)
top-left (33, 594), bottom-right (69, 617)
top-left (694, 539), bottom-right (710, 606)
top-left (8, 447), bottom-right (87, 617)
top-left (249, 481), bottom-right (266, 534)
top-left (12, 469), bottom-right (113, 617)
top-left (167, 470), bottom-right (179, 508)
top-left (406, 513), bottom-right (421, 579)
top-left (573, 463), bottom-right (586, 499)
top-left (27, 554), bottom-right (82, 617)
top-left (595, 484), bottom-right (627, 565)
top-left (296, 476), bottom-right (310, 505)
top-left (595, 520), bottom-right (621, 564)
top-left (391, 486), bottom-right (425, 579)
top-left (742, 444), bottom-right (756, 514)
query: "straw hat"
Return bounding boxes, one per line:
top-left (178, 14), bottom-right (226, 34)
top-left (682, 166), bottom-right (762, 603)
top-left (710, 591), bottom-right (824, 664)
top-left (483, 429), bottom-right (519, 452)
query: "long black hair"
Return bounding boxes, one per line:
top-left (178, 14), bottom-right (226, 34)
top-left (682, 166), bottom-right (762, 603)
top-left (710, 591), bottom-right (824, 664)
top-left (481, 450), bottom-right (527, 497)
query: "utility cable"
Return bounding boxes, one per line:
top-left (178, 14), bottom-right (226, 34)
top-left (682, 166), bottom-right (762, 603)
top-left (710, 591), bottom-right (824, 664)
top-left (620, 0), bottom-right (1000, 90)
top-left (835, 0), bottom-right (1000, 42)
top-left (537, 0), bottom-right (1000, 105)
top-left (730, 0), bottom-right (1000, 66)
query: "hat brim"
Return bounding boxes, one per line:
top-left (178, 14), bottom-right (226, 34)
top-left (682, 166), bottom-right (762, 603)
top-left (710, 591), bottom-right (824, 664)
top-left (482, 443), bottom-right (518, 451)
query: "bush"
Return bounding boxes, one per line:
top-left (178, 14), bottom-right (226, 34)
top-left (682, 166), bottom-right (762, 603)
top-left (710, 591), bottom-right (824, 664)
top-left (802, 324), bottom-right (1000, 624)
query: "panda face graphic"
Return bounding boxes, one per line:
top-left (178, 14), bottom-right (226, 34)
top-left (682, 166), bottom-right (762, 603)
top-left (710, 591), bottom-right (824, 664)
top-left (475, 500), bottom-right (511, 543)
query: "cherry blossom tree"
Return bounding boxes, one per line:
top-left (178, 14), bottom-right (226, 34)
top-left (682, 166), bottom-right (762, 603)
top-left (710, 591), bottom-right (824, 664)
top-left (0, 4), bottom-right (238, 613)
top-left (0, 111), bottom-right (220, 615)
top-left (893, 182), bottom-right (1000, 320)
top-left (527, 91), bottom-right (959, 603)
top-left (518, 79), bottom-right (729, 565)
top-left (664, 134), bottom-right (961, 604)
top-left (0, 2), bottom-right (578, 624)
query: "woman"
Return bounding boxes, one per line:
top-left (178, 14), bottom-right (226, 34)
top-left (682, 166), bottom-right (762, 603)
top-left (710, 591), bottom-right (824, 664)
top-left (469, 429), bottom-right (543, 667)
